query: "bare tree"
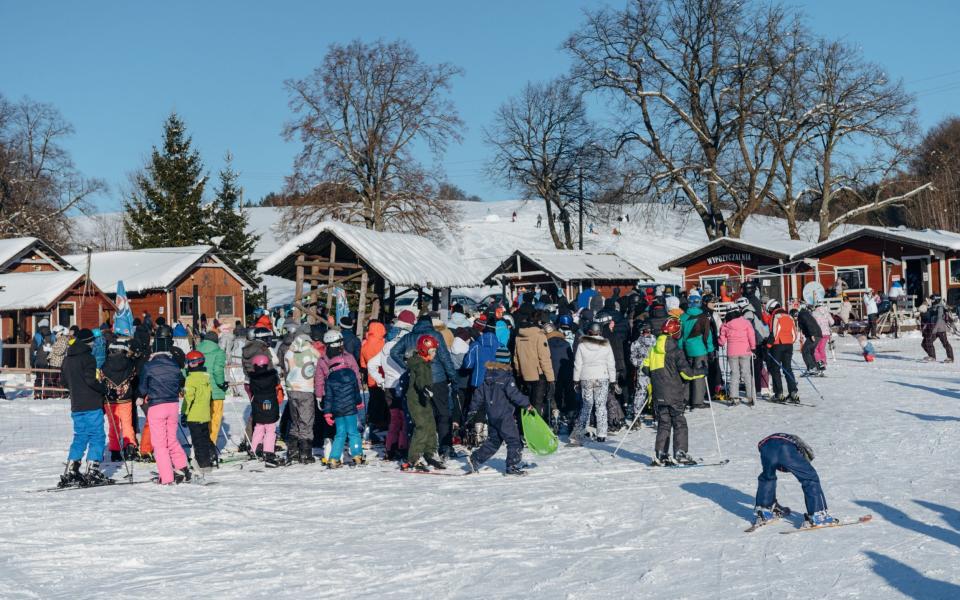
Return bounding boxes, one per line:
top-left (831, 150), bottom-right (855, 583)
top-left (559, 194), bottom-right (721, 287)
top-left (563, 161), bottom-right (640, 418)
top-left (566, 0), bottom-right (801, 240)
top-left (282, 39), bottom-right (464, 237)
top-left (906, 116), bottom-right (960, 231)
top-left (805, 41), bottom-right (930, 241)
top-left (0, 94), bottom-right (104, 249)
top-left (486, 79), bottom-right (605, 249)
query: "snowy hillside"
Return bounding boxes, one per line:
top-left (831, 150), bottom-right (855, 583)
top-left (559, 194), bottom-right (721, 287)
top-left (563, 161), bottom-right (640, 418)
top-left (1, 334), bottom-right (959, 598)
top-left (72, 200), bottom-right (837, 306)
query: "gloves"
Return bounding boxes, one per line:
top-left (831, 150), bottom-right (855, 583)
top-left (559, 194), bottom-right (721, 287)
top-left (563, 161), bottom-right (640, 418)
top-left (356, 403), bottom-right (364, 412)
top-left (180, 413), bottom-right (188, 427)
top-left (613, 383), bottom-right (623, 395)
top-left (324, 413), bottom-right (335, 427)
top-left (423, 386), bottom-right (434, 398)
top-left (525, 406), bottom-right (537, 414)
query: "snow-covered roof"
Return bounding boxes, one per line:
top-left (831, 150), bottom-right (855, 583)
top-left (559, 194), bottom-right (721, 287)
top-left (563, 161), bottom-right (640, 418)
top-left (486, 249), bottom-right (655, 284)
top-left (659, 237), bottom-right (813, 270)
top-left (0, 271), bottom-right (85, 310)
top-left (802, 226), bottom-right (960, 256)
top-left (0, 237), bottom-right (72, 272)
top-left (64, 246), bottom-right (256, 294)
top-left (258, 221), bottom-right (482, 288)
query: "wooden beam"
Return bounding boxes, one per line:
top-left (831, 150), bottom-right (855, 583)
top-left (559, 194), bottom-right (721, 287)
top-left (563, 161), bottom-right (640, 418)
top-left (308, 262), bottom-right (320, 324)
top-left (295, 258), bottom-right (363, 270)
top-left (293, 301), bottom-right (321, 322)
top-left (326, 241), bottom-right (337, 310)
top-left (300, 270), bottom-right (366, 307)
top-left (293, 252), bottom-right (305, 321)
top-left (356, 270), bottom-right (369, 338)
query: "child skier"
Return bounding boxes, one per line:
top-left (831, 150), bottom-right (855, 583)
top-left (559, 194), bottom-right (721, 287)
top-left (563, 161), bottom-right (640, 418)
top-left (753, 433), bottom-right (838, 528)
top-left (402, 335), bottom-right (446, 472)
top-left (643, 318), bottom-right (705, 466)
top-left (316, 330), bottom-right (365, 468)
top-left (856, 334), bottom-right (876, 362)
top-left (101, 340), bottom-right (139, 462)
top-left (59, 328), bottom-right (109, 487)
top-left (466, 347), bottom-right (535, 476)
top-left (629, 322), bottom-right (656, 419)
top-left (182, 351), bottom-right (217, 476)
top-left (138, 332), bottom-right (190, 484)
top-left (248, 354), bottom-right (282, 467)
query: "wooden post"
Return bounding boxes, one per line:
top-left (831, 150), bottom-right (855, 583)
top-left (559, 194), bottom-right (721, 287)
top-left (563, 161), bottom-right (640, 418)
top-left (389, 284), bottom-right (396, 317)
top-left (308, 263), bottom-right (320, 324)
top-left (326, 241), bottom-right (337, 310)
top-left (293, 253), bottom-right (305, 321)
top-left (356, 270), bottom-right (369, 338)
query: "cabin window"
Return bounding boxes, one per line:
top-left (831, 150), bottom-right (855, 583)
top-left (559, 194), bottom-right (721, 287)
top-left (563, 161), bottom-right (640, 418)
top-left (216, 295), bottom-right (234, 316)
top-left (950, 259), bottom-right (960, 285)
top-left (835, 266), bottom-right (868, 290)
top-left (179, 296), bottom-right (194, 316)
top-left (57, 302), bottom-right (76, 328)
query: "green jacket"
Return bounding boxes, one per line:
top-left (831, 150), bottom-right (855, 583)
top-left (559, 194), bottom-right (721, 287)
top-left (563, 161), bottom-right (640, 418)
top-left (405, 353), bottom-right (435, 408)
top-left (196, 339), bottom-right (227, 400)
top-left (182, 370), bottom-right (212, 423)
top-left (679, 307), bottom-right (715, 358)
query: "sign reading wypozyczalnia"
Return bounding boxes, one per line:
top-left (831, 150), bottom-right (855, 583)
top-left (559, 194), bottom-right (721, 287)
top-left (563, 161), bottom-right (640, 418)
top-left (706, 252), bottom-right (752, 265)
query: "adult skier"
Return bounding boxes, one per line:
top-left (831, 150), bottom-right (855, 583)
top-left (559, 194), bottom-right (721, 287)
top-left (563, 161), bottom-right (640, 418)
top-left (920, 294), bottom-right (955, 363)
top-left (765, 300), bottom-right (799, 404)
top-left (59, 328), bottom-right (109, 487)
top-left (679, 292), bottom-right (714, 409)
top-left (753, 433), bottom-right (838, 528)
top-left (796, 305), bottom-right (822, 376)
top-left (284, 332), bottom-right (320, 463)
top-left (569, 321), bottom-right (617, 445)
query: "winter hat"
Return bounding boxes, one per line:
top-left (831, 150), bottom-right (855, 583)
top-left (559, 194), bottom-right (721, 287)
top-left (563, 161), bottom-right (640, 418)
top-left (75, 328), bottom-right (95, 344)
top-left (339, 316), bottom-right (354, 329)
top-left (396, 309), bottom-right (416, 328)
top-left (38, 318), bottom-right (50, 328)
top-left (495, 347), bottom-right (512, 364)
top-left (203, 331), bottom-right (219, 343)
top-left (172, 323), bottom-right (188, 337)
top-left (665, 296), bottom-right (681, 311)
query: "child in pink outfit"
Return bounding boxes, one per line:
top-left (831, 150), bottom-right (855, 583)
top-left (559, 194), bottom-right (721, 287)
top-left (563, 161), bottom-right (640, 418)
top-left (718, 310), bottom-right (758, 404)
top-left (813, 305), bottom-right (833, 366)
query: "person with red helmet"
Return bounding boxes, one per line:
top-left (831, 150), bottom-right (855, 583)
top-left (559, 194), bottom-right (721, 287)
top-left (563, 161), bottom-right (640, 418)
top-left (402, 335), bottom-right (446, 471)
top-left (642, 317), bottom-right (706, 466)
top-left (181, 350), bottom-right (216, 476)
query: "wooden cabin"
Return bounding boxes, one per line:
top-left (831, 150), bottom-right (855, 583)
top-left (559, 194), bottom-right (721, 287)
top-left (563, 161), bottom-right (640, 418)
top-left (0, 237), bottom-right (75, 274)
top-left (64, 246), bottom-right (256, 328)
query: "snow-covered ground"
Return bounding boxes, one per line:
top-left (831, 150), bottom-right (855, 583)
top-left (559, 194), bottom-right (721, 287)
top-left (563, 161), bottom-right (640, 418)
top-left (2, 333), bottom-right (959, 599)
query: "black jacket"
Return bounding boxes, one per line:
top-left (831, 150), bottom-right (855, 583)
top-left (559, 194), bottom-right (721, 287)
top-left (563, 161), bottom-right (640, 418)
top-left (61, 342), bottom-right (107, 412)
top-left (341, 329), bottom-right (361, 363)
top-left (797, 309), bottom-right (821, 339)
top-left (546, 331), bottom-right (574, 386)
top-left (101, 352), bottom-right (137, 403)
top-left (645, 335), bottom-right (704, 407)
top-left (321, 361), bottom-right (362, 417)
top-left (467, 362), bottom-right (530, 424)
top-left (249, 368), bottom-right (281, 424)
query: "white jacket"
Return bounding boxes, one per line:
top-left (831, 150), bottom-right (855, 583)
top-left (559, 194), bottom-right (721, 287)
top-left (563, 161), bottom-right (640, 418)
top-left (284, 336), bottom-right (319, 393)
top-left (573, 336), bottom-right (617, 382)
top-left (368, 332), bottom-right (409, 390)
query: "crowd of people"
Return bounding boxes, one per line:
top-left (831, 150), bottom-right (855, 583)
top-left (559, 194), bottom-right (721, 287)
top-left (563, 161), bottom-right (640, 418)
top-left (41, 278), bottom-right (957, 526)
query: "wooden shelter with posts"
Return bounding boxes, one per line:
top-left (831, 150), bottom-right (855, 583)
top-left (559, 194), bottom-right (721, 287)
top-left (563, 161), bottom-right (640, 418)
top-left (258, 221), bottom-right (482, 335)
top-left (483, 249), bottom-right (655, 301)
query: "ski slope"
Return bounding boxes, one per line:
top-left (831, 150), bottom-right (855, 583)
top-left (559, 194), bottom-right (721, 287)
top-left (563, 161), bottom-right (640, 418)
top-left (1, 333), bottom-right (958, 599)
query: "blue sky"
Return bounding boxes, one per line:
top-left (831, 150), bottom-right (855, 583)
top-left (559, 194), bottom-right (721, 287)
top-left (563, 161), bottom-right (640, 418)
top-left (2, 0), bottom-right (958, 212)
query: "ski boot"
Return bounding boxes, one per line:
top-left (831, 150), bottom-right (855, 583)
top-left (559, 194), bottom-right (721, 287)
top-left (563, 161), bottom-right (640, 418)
top-left (237, 439), bottom-right (251, 454)
top-left (467, 454), bottom-right (481, 474)
top-left (300, 440), bottom-right (316, 464)
top-left (138, 452), bottom-right (155, 463)
top-left (504, 464), bottom-right (527, 477)
top-left (673, 451), bottom-right (698, 466)
top-left (352, 455), bottom-right (366, 467)
top-left (264, 452), bottom-right (280, 468)
top-left (286, 440), bottom-right (301, 464)
top-left (327, 459), bottom-right (342, 470)
top-left (82, 462), bottom-right (110, 487)
top-left (804, 510), bottom-right (839, 528)
top-left (123, 445), bottom-right (140, 461)
top-left (921, 356), bottom-right (937, 362)
top-left (788, 392), bottom-right (801, 405)
top-left (714, 390), bottom-right (728, 403)
top-left (110, 450), bottom-right (123, 463)
top-left (254, 444), bottom-right (264, 459)
top-left (816, 361), bottom-right (826, 373)
top-left (650, 452), bottom-right (674, 467)
top-left (753, 502), bottom-right (790, 527)
top-left (59, 460), bottom-right (83, 488)
top-left (595, 436), bottom-right (606, 443)
top-left (944, 358), bottom-right (955, 364)
top-left (173, 466), bottom-right (192, 484)
top-left (424, 454), bottom-right (446, 470)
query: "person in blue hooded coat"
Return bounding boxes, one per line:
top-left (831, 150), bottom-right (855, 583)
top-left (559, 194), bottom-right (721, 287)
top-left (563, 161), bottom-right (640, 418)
top-left (463, 321), bottom-right (501, 388)
top-left (466, 348), bottom-right (534, 476)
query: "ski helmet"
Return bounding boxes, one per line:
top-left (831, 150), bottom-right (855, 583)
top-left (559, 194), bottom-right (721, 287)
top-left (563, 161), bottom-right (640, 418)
top-left (930, 294), bottom-right (942, 303)
top-left (586, 321), bottom-right (603, 336)
top-left (155, 324), bottom-right (173, 339)
top-left (557, 314), bottom-right (574, 328)
top-left (251, 354), bottom-right (270, 369)
top-left (735, 297), bottom-right (751, 310)
top-left (688, 294), bottom-right (702, 307)
top-left (765, 299), bottom-right (781, 312)
top-left (416, 334), bottom-right (439, 359)
top-left (542, 322), bottom-right (556, 334)
top-left (662, 317), bottom-right (682, 338)
top-left (323, 330), bottom-right (344, 347)
top-left (186, 350), bottom-right (205, 369)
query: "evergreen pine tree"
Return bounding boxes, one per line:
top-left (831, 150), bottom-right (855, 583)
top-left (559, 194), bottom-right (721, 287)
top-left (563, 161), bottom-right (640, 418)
top-left (124, 113), bottom-right (210, 248)
top-left (210, 153), bottom-right (263, 299)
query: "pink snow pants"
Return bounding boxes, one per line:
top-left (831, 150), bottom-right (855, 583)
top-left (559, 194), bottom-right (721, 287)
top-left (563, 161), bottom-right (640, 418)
top-left (814, 336), bottom-right (829, 364)
top-left (386, 408), bottom-right (408, 451)
top-left (147, 402), bottom-right (188, 484)
top-left (251, 422), bottom-right (277, 453)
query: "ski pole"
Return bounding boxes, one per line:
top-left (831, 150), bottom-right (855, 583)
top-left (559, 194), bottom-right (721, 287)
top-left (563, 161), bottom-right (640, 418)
top-left (612, 412), bottom-right (643, 458)
top-left (791, 358), bottom-right (826, 403)
top-left (704, 382), bottom-right (724, 461)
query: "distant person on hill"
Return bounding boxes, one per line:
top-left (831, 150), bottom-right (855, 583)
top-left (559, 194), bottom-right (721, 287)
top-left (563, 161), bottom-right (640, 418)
top-left (512, 211), bottom-right (517, 222)
top-left (536, 214), bottom-right (542, 228)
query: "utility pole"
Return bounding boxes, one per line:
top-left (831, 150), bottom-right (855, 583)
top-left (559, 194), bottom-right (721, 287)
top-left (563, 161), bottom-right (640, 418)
top-left (578, 166), bottom-right (584, 250)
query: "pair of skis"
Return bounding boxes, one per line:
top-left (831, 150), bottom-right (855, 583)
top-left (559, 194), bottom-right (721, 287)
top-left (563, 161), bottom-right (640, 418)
top-left (745, 514), bottom-right (872, 534)
top-left (647, 458), bottom-right (730, 469)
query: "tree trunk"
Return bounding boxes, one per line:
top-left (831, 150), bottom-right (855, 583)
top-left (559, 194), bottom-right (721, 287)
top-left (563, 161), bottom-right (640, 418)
top-left (817, 145), bottom-right (834, 242)
top-left (543, 198), bottom-right (564, 249)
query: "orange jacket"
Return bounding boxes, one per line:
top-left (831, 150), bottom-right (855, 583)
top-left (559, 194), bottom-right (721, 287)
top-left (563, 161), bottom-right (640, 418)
top-left (359, 321), bottom-right (387, 387)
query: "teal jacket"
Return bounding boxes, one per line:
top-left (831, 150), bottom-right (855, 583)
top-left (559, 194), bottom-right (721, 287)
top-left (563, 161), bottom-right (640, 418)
top-left (679, 307), bottom-right (715, 358)
top-left (196, 339), bottom-right (227, 400)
